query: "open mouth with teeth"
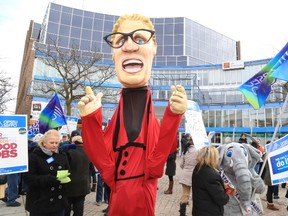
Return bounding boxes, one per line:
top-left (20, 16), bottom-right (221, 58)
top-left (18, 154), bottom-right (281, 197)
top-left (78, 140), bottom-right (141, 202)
top-left (122, 59), bottom-right (143, 73)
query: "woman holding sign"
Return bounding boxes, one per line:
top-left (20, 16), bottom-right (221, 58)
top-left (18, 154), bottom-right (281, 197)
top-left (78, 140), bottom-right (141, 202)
top-left (24, 129), bottom-right (70, 216)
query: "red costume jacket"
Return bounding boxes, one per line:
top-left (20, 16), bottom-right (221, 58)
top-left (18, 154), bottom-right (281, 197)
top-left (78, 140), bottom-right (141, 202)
top-left (81, 87), bottom-right (182, 216)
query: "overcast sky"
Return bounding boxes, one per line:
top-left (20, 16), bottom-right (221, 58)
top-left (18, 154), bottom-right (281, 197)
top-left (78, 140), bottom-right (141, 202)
top-left (0, 0), bottom-right (287, 113)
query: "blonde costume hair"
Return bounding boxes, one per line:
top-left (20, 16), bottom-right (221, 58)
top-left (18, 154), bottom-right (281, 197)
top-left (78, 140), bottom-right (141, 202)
top-left (196, 146), bottom-right (219, 171)
top-left (112, 14), bottom-right (156, 41)
top-left (38, 129), bottom-right (61, 148)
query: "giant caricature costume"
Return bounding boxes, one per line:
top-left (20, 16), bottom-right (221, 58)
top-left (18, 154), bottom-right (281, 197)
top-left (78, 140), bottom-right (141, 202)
top-left (218, 142), bottom-right (265, 216)
top-left (78, 14), bottom-right (187, 216)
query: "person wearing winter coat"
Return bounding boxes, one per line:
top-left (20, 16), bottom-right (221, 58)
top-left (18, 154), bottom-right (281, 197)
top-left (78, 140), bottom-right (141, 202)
top-left (192, 146), bottom-right (230, 216)
top-left (64, 135), bottom-right (91, 216)
top-left (24, 129), bottom-right (70, 216)
top-left (238, 133), bottom-right (248, 144)
top-left (263, 141), bottom-right (280, 211)
top-left (178, 135), bottom-right (198, 215)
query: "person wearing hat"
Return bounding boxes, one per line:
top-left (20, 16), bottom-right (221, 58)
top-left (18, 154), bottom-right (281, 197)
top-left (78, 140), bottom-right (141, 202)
top-left (69, 130), bottom-right (97, 193)
top-left (70, 130), bottom-right (80, 142)
top-left (64, 135), bottom-right (91, 216)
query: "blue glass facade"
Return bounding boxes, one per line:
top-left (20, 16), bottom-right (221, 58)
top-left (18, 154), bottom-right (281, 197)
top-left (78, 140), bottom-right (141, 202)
top-left (38, 2), bottom-right (238, 66)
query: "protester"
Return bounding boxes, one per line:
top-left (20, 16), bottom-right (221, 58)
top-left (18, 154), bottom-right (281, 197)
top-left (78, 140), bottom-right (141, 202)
top-left (264, 141), bottom-right (279, 211)
top-left (59, 132), bottom-right (70, 147)
top-left (250, 138), bottom-right (265, 174)
top-left (95, 172), bottom-right (109, 206)
top-left (78, 14), bottom-right (187, 215)
top-left (180, 134), bottom-right (189, 155)
top-left (238, 133), bottom-right (248, 143)
top-left (224, 137), bottom-right (232, 144)
top-left (4, 174), bottom-right (21, 207)
top-left (164, 149), bottom-right (177, 194)
top-left (101, 183), bottom-right (111, 216)
top-left (65, 135), bottom-right (91, 216)
top-left (89, 163), bottom-right (97, 192)
top-left (192, 146), bottom-right (231, 216)
top-left (24, 129), bottom-right (70, 216)
top-left (285, 184), bottom-right (288, 211)
top-left (178, 135), bottom-right (198, 216)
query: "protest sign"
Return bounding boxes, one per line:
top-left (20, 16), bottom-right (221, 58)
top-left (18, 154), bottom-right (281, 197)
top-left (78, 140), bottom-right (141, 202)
top-left (0, 115), bottom-right (28, 174)
top-left (59, 116), bottom-right (78, 135)
top-left (184, 100), bottom-right (210, 149)
top-left (265, 134), bottom-right (288, 185)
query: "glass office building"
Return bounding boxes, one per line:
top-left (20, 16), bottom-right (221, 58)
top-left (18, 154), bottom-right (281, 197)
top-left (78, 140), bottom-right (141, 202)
top-left (38, 3), bottom-right (239, 66)
top-left (16, 2), bottom-right (287, 144)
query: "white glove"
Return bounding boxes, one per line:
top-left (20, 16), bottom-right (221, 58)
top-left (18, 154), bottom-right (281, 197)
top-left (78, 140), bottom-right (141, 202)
top-left (169, 85), bottom-right (187, 114)
top-left (78, 86), bottom-right (103, 117)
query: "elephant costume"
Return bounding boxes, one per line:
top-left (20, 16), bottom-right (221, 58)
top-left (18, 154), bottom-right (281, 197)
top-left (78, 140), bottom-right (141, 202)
top-left (218, 142), bottom-right (265, 215)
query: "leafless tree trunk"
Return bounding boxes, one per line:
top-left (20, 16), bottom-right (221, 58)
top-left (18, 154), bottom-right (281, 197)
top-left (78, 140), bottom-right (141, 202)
top-left (32, 41), bottom-right (117, 116)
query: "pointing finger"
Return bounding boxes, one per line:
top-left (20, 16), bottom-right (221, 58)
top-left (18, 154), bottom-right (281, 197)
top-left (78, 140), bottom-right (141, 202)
top-left (175, 85), bottom-right (186, 94)
top-left (85, 86), bottom-right (94, 95)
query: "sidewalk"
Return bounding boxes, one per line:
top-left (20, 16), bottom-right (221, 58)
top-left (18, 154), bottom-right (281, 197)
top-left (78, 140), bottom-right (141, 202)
top-left (1, 157), bottom-right (287, 215)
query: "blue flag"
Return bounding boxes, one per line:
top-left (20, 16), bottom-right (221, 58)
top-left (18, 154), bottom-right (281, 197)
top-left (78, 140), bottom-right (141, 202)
top-left (238, 42), bottom-right (288, 109)
top-left (28, 93), bottom-right (67, 139)
top-left (270, 49), bottom-right (288, 81)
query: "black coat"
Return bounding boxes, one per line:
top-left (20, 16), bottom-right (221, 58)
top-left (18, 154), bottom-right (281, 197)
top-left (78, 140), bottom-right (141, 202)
top-left (238, 138), bottom-right (247, 144)
top-left (24, 147), bottom-right (70, 214)
top-left (192, 164), bottom-right (229, 216)
top-left (165, 151), bottom-right (177, 176)
top-left (65, 144), bottom-right (91, 197)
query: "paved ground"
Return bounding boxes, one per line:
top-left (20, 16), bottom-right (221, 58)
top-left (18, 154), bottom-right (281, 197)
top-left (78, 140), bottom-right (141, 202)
top-left (1, 157), bottom-right (287, 215)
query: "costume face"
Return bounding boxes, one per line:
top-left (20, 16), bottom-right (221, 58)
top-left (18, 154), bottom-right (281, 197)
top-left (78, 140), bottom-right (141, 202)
top-left (112, 20), bottom-right (157, 88)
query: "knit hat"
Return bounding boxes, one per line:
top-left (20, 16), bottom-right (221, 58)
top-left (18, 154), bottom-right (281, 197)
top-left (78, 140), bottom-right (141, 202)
top-left (70, 130), bottom-right (80, 138)
top-left (71, 135), bottom-right (83, 144)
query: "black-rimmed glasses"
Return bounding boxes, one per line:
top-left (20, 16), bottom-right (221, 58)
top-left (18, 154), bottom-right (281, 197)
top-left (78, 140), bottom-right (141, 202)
top-left (103, 29), bottom-right (155, 49)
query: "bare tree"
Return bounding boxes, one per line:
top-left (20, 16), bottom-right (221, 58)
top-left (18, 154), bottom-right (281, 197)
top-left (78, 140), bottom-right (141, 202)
top-left (33, 41), bottom-right (117, 116)
top-left (0, 70), bottom-right (14, 114)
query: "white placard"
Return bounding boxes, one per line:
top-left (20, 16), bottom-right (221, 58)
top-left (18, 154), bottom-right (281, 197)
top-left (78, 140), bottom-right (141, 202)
top-left (0, 115), bottom-right (28, 174)
top-left (184, 100), bottom-right (210, 149)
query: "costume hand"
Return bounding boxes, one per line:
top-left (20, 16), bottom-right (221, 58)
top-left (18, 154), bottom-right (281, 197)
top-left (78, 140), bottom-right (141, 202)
top-left (169, 85), bottom-right (187, 114)
top-left (78, 86), bottom-right (103, 117)
top-left (246, 207), bottom-right (251, 214)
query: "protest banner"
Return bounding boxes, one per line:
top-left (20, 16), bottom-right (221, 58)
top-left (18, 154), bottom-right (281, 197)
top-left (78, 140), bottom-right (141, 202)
top-left (59, 116), bottom-right (78, 135)
top-left (0, 115), bottom-right (28, 174)
top-left (265, 134), bottom-right (288, 185)
top-left (28, 92), bottom-right (67, 139)
top-left (184, 100), bottom-right (210, 149)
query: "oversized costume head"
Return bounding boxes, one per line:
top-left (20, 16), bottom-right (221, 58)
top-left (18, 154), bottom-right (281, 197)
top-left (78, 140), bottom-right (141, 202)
top-left (217, 142), bottom-right (265, 214)
top-left (104, 14), bottom-right (157, 88)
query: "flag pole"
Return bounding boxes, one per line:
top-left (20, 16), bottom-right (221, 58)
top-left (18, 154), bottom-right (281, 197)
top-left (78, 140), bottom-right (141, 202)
top-left (252, 93), bottom-right (288, 198)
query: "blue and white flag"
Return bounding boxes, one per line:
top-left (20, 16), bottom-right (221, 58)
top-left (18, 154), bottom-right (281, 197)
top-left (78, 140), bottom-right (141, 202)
top-left (28, 93), bottom-right (67, 139)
